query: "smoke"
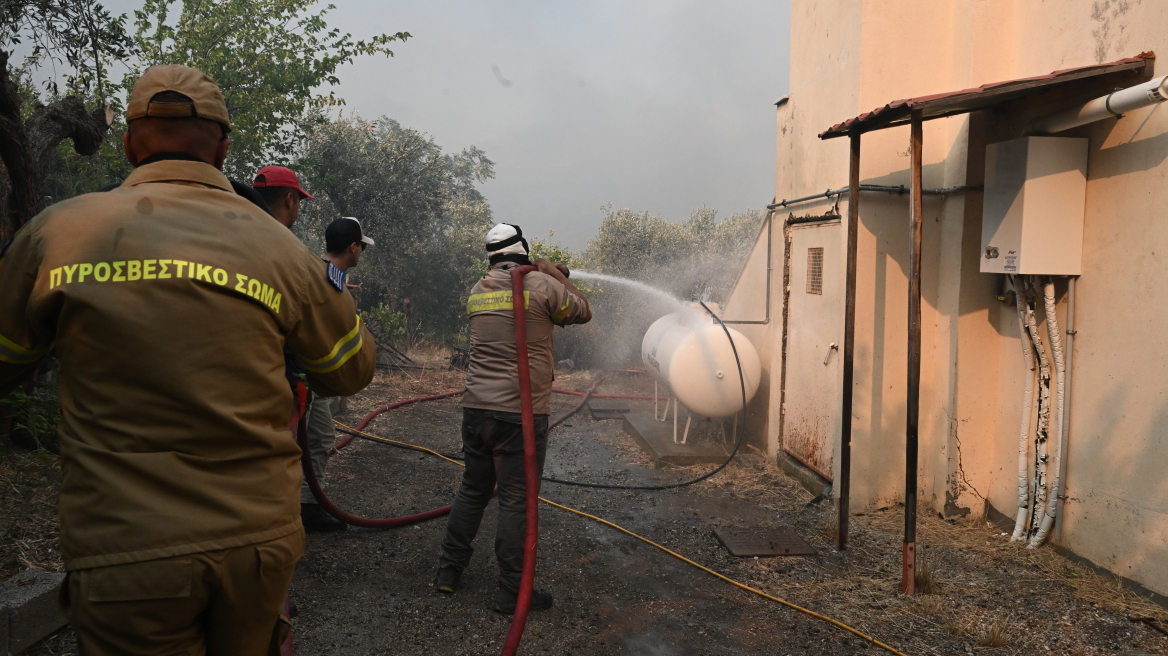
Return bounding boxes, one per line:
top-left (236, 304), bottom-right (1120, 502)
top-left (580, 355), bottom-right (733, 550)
top-left (553, 206), bottom-right (763, 369)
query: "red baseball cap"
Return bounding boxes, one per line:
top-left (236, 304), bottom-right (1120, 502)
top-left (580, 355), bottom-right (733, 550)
top-left (252, 165), bottom-right (313, 199)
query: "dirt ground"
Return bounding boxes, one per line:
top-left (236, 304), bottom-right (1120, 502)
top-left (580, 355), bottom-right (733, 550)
top-left (4, 356), bottom-right (1168, 655)
top-left (288, 361), bottom-right (1168, 656)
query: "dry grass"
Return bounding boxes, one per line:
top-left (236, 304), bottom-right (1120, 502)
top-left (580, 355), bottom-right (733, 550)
top-left (915, 546), bottom-right (939, 594)
top-left (976, 618), bottom-right (1011, 648)
top-left (0, 447), bottom-right (63, 579)
top-left (819, 517), bottom-right (839, 543)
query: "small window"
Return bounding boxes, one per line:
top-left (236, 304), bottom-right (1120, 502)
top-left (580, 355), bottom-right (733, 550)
top-left (806, 248), bottom-right (823, 295)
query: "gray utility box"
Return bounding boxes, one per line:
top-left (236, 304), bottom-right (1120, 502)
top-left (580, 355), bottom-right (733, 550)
top-left (980, 136), bottom-right (1088, 275)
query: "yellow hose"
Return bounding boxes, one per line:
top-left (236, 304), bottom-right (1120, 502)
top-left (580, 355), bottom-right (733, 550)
top-left (333, 420), bottom-right (910, 656)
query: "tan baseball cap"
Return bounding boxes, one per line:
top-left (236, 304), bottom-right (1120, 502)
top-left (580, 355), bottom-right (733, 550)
top-left (126, 65), bottom-right (231, 131)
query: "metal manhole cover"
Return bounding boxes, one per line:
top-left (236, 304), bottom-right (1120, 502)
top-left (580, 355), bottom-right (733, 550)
top-left (713, 527), bottom-right (816, 557)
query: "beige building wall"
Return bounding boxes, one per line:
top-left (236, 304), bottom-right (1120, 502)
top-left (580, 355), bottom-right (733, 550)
top-left (725, 0), bottom-right (1168, 597)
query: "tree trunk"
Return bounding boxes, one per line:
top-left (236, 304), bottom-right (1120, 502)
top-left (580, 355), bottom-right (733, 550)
top-left (0, 49), bottom-right (112, 245)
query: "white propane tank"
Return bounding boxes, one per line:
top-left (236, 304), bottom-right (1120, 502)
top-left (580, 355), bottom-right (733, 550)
top-left (641, 305), bottom-right (761, 418)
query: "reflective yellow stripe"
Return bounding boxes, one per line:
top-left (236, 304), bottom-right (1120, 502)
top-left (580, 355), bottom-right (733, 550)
top-left (0, 330), bottom-right (45, 365)
top-left (466, 290), bottom-right (530, 314)
top-left (552, 297), bottom-right (571, 323)
top-left (302, 317), bottom-right (364, 374)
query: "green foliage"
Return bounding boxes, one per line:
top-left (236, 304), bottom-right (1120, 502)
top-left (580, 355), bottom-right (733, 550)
top-left (293, 114), bottom-right (494, 344)
top-left (528, 237), bottom-right (599, 295)
top-left (362, 302), bottom-right (406, 347)
top-left (0, 387), bottom-right (60, 453)
top-left (1, 2), bottom-right (135, 231)
top-left (1, 0), bottom-right (136, 101)
top-left (584, 204), bottom-right (764, 302)
top-left (43, 120), bottom-right (131, 199)
top-left (131, 0), bottom-right (409, 179)
top-left (556, 204), bottom-right (764, 369)
top-left (530, 237), bottom-right (582, 268)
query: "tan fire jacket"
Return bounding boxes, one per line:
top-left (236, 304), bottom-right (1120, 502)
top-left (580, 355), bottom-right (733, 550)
top-left (462, 262), bottom-right (590, 415)
top-left (0, 160), bottom-right (375, 570)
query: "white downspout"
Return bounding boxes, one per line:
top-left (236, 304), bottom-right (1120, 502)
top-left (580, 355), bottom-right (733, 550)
top-left (1031, 280), bottom-right (1067, 548)
top-left (1023, 277), bottom-right (1052, 539)
top-left (1011, 277), bottom-right (1035, 541)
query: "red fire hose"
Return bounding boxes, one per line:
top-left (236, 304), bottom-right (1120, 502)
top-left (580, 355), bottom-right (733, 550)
top-left (296, 264), bottom-right (544, 655)
top-left (499, 264), bottom-right (540, 656)
top-left (328, 390), bottom-right (466, 454)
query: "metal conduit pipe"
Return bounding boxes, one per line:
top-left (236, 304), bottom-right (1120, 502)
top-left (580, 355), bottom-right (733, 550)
top-left (1054, 277), bottom-right (1077, 543)
top-left (767, 184), bottom-right (981, 210)
top-left (1030, 75), bottom-right (1168, 134)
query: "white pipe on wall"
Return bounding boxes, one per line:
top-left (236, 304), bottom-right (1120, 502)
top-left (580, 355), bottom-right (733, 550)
top-left (1053, 277), bottom-right (1077, 543)
top-left (1030, 75), bottom-right (1168, 135)
top-left (1031, 280), bottom-right (1067, 548)
top-left (1011, 277), bottom-right (1035, 541)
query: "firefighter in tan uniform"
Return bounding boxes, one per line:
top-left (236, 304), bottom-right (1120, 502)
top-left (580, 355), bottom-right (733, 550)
top-left (0, 65), bottom-right (375, 655)
top-left (435, 223), bottom-right (591, 613)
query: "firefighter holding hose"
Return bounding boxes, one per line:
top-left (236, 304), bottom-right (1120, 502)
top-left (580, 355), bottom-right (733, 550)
top-left (0, 65), bottom-right (375, 654)
top-left (435, 223), bottom-right (592, 613)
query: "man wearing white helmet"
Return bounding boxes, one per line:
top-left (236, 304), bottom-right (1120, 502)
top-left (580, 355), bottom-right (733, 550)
top-left (434, 223), bottom-right (591, 613)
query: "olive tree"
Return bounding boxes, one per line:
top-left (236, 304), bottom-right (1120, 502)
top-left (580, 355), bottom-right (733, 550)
top-left (0, 0), bottom-right (134, 243)
top-left (293, 114), bottom-right (494, 345)
top-left (559, 205), bottom-right (764, 368)
top-left (132, 0), bottom-right (409, 179)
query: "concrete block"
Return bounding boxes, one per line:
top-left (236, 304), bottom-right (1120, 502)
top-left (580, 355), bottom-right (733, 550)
top-left (588, 399), bottom-right (630, 420)
top-left (622, 412), bottom-right (730, 465)
top-left (0, 568), bottom-right (67, 654)
top-left (777, 452), bottom-right (832, 500)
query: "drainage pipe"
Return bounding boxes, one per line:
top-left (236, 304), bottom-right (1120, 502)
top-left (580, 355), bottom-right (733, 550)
top-left (1031, 279), bottom-right (1067, 548)
top-left (1053, 277), bottom-right (1077, 543)
top-left (1030, 75), bottom-right (1168, 135)
top-left (1010, 277), bottom-right (1035, 542)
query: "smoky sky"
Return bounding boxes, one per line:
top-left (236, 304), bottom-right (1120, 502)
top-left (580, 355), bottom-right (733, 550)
top-left (27, 1), bottom-right (792, 251)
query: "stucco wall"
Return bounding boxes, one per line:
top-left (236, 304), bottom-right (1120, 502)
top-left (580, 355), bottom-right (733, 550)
top-left (735, 0), bottom-right (1168, 597)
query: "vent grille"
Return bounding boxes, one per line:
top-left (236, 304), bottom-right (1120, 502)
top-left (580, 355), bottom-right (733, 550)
top-left (806, 247), bottom-right (823, 295)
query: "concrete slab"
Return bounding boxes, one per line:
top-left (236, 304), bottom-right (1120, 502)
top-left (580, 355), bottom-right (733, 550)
top-left (622, 412), bottom-right (730, 465)
top-left (0, 568), bottom-right (67, 654)
top-left (588, 399), bottom-right (630, 420)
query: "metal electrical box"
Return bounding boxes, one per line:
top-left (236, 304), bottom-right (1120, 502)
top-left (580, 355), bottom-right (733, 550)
top-left (980, 136), bottom-right (1088, 275)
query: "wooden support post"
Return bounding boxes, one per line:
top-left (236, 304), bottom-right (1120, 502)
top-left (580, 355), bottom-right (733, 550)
top-left (903, 110), bottom-right (924, 595)
top-left (838, 131), bottom-right (860, 552)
